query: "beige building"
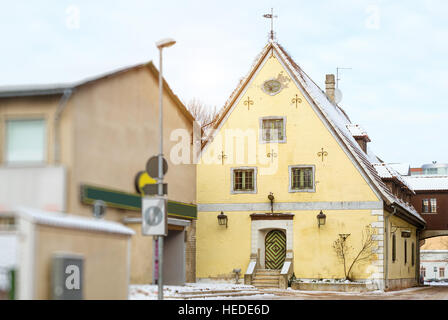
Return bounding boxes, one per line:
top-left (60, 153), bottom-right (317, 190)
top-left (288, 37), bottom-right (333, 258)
top-left (0, 62), bottom-right (197, 288)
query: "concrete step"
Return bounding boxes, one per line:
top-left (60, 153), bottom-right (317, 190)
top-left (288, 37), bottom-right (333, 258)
top-left (252, 280), bottom-right (279, 285)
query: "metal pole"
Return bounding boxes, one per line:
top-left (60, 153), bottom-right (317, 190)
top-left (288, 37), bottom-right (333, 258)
top-left (158, 46), bottom-right (164, 300)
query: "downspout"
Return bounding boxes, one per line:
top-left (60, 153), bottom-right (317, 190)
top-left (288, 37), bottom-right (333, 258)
top-left (53, 89), bottom-right (73, 164)
top-left (384, 205), bottom-right (397, 290)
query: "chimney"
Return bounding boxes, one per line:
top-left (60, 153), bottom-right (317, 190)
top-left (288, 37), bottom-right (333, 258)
top-left (325, 74), bottom-right (336, 103)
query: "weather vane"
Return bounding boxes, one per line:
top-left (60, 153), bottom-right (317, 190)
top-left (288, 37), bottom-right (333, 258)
top-left (263, 8), bottom-right (278, 40)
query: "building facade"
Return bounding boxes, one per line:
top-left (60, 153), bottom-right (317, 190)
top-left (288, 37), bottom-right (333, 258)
top-left (196, 40), bottom-right (426, 290)
top-left (0, 62), bottom-right (197, 286)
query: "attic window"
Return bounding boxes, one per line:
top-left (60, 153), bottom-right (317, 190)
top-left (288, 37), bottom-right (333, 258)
top-left (260, 117), bottom-right (286, 143)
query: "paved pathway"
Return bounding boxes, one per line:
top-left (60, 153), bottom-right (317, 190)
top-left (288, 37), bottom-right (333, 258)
top-left (254, 285), bottom-right (448, 300)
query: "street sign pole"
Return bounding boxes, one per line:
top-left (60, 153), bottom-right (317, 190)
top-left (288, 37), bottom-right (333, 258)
top-left (157, 43), bottom-right (164, 301)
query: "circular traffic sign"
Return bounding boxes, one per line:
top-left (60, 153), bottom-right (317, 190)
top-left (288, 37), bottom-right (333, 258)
top-left (146, 156), bottom-right (168, 178)
top-left (144, 206), bottom-right (163, 226)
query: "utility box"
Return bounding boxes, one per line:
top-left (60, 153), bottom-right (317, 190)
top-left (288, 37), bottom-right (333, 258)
top-left (52, 254), bottom-right (84, 300)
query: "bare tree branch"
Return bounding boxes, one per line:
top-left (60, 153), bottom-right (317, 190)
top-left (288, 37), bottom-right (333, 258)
top-left (186, 98), bottom-right (219, 128)
top-left (333, 226), bottom-right (376, 281)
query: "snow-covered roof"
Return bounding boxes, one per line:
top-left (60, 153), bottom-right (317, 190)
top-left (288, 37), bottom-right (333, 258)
top-left (10, 207), bottom-right (135, 235)
top-left (403, 176), bottom-right (448, 191)
top-left (372, 163), bottom-right (415, 193)
top-left (387, 163), bottom-right (411, 176)
top-left (346, 124), bottom-right (370, 140)
top-left (204, 40), bottom-right (425, 227)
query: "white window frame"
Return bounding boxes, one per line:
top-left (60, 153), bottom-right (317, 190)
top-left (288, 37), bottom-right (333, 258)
top-left (4, 117), bottom-right (47, 165)
top-left (259, 116), bottom-right (287, 144)
top-left (288, 165), bottom-right (316, 193)
top-left (230, 167), bottom-right (257, 194)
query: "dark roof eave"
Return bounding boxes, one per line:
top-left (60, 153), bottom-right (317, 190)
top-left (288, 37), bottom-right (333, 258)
top-left (385, 202), bottom-right (426, 228)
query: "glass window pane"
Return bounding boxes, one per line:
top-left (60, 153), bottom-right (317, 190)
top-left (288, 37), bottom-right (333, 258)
top-left (6, 119), bottom-right (45, 162)
top-left (430, 199), bottom-right (437, 213)
top-left (292, 167), bottom-right (313, 190)
top-left (233, 169), bottom-right (254, 191)
top-left (262, 119), bottom-right (284, 142)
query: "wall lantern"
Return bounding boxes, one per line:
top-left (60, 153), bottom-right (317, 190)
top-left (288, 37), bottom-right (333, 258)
top-left (218, 211), bottom-right (228, 228)
top-left (317, 210), bottom-right (326, 228)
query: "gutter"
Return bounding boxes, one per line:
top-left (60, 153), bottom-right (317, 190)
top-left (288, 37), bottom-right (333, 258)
top-left (384, 205), bottom-right (397, 290)
top-left (53, 89), bottom-right (73, 163)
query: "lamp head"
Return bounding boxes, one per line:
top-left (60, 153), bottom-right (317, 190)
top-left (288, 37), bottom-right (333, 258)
top-left (156, 38), bottom-right (176, 49)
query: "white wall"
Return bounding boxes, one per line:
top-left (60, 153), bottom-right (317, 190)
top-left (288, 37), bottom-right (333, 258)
top-left (0, 166), bottom-right (66, 212)
top-left (420, 250), bottom-right (448, 281)
top-left (0, 231), bottom-right (18, 289)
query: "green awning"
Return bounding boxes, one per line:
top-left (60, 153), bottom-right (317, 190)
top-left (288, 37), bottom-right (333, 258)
top-left (80, 184), bottom-right (197, 220)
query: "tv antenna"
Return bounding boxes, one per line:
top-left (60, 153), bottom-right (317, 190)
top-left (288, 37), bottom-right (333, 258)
top-left (263, 8), bottom-right (278, 40)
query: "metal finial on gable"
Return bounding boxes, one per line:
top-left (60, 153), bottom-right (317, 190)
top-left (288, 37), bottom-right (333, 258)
top-left (263, 8), bottom-right (278, 41)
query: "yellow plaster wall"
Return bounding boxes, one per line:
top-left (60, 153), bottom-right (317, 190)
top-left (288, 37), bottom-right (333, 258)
top-left (197, 210), bottom-right (378, 280)
top-left (198, 55), bottom-right (379, 204)
top-left (293, 210), bottom-right (377, 280)
top-left (34, 225), bottom-right (131, 300)
top-left (197, 50), bottom-right (381, 280)
top-left (196, 211), bottom-right (251, 278)
top-left (386, 214), bottom-right (418, 280)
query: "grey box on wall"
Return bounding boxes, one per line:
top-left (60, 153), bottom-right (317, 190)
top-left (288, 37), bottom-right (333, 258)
top-left (52, 254), bottom-right (84, 300)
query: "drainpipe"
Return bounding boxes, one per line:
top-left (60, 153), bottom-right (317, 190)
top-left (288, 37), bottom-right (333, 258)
top-left (384, 205), bottom-right (397, 290)
top-left (54, 89), bottom-right (73, 164)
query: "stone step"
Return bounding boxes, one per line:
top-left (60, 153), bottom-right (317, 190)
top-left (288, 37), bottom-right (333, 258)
top-left (255, 272), bottom-right (281, 277)
top-left (253, 275), bottom-right (280, 280)
top-left (255, 270), bottom-right (281, 274)
top-left (252, 279), bottom-right (279, 284)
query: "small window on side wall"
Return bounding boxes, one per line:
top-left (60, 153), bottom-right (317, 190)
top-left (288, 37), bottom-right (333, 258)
top-left (392, 233), bottom-right (396, 262)
top-left (289, 165), bottom-right (315, 192)
top-left (6, 118), bottom-right (46, 164)
top-left (231, 167), bottom-right (257, 194)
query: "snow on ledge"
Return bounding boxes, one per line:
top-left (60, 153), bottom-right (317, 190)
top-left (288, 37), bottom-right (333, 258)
top-left (11, 206), bottom-right (135, 236)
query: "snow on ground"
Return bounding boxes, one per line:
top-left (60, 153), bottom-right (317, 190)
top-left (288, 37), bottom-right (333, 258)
top-left (424, 281), bottom-right (448, 286)
top-left (129, 281), bottom-right (265, 300)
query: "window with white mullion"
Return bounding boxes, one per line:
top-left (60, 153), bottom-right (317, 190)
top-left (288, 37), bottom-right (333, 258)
top-left (231, 167), bottom-right (257, 194)
top-left (289, 165), bottom-right (315, 193)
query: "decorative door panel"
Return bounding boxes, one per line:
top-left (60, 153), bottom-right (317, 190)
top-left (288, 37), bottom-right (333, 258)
top-left (265, 230), bottom-right (286, 270)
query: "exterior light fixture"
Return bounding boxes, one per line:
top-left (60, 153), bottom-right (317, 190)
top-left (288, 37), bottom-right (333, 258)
top-left (218, 211), bottom-right (228, 228)
top-left (317, 210), bottom-right (326, 228)
top-left (155, 38), bottom-right (176, 49)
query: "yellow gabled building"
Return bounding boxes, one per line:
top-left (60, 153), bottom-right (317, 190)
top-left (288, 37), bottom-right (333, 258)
top-left (196, 40), bottom-right (426, 291)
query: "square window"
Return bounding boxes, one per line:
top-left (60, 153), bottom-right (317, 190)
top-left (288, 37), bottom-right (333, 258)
top-left (260, 117), bottom-right (286, 143)
top-left (289, 166), bottom-right (315, 192)
top-left (231, 168), bottom-right (256, 193)
top-left (6, 119), bottom-right (46, 163)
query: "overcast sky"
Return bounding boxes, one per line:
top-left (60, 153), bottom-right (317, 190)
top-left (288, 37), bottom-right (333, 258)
top-left (1, 0), bottom-right (447, 167)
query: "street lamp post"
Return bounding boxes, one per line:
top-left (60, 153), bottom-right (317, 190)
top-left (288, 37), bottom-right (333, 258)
top-left (155, 37), bottom-right (176, 300)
